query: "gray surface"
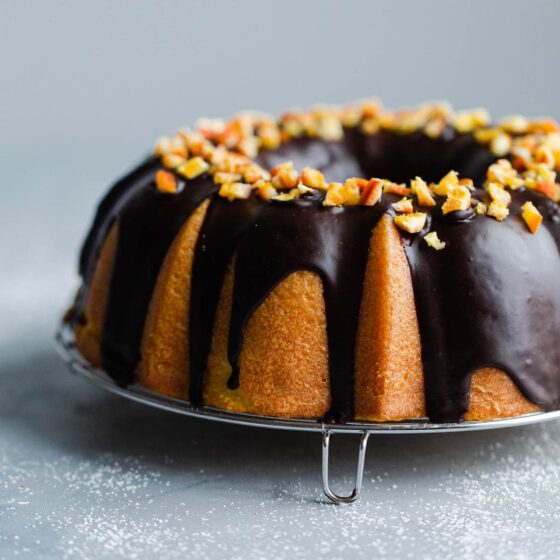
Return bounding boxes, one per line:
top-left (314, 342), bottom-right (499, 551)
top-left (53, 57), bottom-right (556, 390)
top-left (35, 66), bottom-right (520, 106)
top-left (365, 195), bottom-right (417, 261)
top-left (2, 1), bottom-right (560, 558)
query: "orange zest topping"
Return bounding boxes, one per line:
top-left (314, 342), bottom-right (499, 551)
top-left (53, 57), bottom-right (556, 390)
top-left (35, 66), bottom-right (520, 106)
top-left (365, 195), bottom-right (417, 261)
top-left (411, 177), bottom-right (436, 207)
top-left (271, 161), bottom-right (300, 189)
top-left (301, 167), bottom-right (327, 190)
top-left (486, 182), bottom-right (512, 206)
top-left (486, 200), bottom-right (509, 221)
top-left (177, 156), bottom-right (210, 180)
top-left (359, 179), bottom-right (383, 206)
top-left (521, 201), bottom-right (543, 234)
top-left (150, 101), bottom-right (560, 240)
top-left (394, 212), bottom-right (427, 234)
top-left (323, 179), bottom-right (361, 207)
top-left (383, 181), bottom-right (411, 197)
top-left (424, 231), bottom-right (446, 250)
top-left (392, 197), bottom-right (414, 214)
top-left (219, 182), bottom-right (252, 201)
top-left (431, 170), bottom-right (459, 196)
top-left (441, 185), bottom-right (471, 215)
top-left (155, 170), bottom-right (178, 194)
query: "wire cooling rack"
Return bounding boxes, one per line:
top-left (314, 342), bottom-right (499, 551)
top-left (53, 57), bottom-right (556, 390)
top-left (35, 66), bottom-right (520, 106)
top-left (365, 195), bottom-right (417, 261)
top-left (55, 323), bottom-right (560, 503)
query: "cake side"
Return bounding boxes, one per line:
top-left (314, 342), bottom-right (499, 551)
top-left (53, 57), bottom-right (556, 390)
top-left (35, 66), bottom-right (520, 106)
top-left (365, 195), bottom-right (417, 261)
top-left (137, 200), bottom-right (210, 397)
top-left (74, 224), bottom-right (118, 368)
top-left (355, 214), bottom-right (425, 421)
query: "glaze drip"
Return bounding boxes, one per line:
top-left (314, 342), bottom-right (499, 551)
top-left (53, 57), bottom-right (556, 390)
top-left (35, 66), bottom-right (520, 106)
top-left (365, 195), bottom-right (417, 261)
top-left (101, 176), bottom-right (218, 384)
top-left (404, 188), bottom-right (560, 421)
top-left (226, 198), bottom-right (390, 420)
top-left (189, 196), bottom-right (264, 403)
top-left (74, 157), bottom-right (160, 322)
top-left (79, 157), bottom-right (160, 278)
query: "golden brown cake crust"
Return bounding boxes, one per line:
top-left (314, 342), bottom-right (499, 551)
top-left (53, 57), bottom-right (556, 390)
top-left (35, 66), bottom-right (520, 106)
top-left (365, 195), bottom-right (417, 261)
top-left (136, 201), bottom-right (331, 417)
top-left (235, 271), bottom-right (330, 417)
top-left (75, 224), bottom-right (118, 368)
top-left (466, 368), bottom-right (541, 420)
top-left (137, 200), bottom-right (210, 398)
top-left (204, 268), bottom-right (331, 417)
top-left (206, 269), bottom-right (332, 418)
top-left (355, 214), bottom-right (425, 421)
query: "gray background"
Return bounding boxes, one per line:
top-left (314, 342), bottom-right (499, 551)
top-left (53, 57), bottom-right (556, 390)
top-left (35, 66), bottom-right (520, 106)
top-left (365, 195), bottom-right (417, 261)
top-left (2, 0), bottom-right (560, 558)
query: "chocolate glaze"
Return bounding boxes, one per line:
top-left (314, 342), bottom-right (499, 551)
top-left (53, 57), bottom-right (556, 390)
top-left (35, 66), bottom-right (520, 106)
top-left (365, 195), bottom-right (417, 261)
top-left (188, 137), bottom-right (363, 407)
top-left (405, 189), bottom-right (560, 421)
top-left (351, 128), bottom-right (494, 184)
top-left (189, 196), bottom-right (264, 403)
top-left (79, 157), bottom-right (160, 278)
top-left (72, 157), bottom-right (160, 324)
top-left (226, 198), bottom-right (390, 421)
top-left (74, 127), bottom-right (560, 422)
top-left (255, 136), bottom-right (363, 183)
top-left (101, 176), bottom-right (218, 384)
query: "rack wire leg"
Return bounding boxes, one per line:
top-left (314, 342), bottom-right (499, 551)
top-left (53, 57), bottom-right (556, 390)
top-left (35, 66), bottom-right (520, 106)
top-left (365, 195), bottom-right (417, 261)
top-left (321, 430), bottom-right (370, 504)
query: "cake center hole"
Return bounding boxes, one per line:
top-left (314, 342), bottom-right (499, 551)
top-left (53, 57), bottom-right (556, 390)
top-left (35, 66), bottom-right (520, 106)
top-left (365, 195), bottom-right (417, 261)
top-left (255, 132), bottom-right (495, 186)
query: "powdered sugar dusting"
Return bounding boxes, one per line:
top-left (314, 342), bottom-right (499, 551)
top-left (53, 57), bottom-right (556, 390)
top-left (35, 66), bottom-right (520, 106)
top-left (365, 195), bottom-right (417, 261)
top-left (2, 421), bottom-right (560, 559)
top-left (1, 328), bottom-right (560, 559)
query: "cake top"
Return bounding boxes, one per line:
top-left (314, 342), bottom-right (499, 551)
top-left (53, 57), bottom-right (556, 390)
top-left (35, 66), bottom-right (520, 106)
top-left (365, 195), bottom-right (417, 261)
top-left (151, 100), bottom-right (560, 244)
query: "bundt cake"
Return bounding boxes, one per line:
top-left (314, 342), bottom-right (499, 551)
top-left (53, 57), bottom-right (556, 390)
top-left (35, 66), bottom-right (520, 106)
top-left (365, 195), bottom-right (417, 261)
top-left (67, 100), bottom-right (560, 423)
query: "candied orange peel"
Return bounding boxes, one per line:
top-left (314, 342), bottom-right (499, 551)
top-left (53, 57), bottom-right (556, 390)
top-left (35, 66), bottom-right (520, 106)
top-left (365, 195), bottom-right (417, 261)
top-left (411, 177), bottom-right (436, 207)
top-left (301, 167), bottom-right (327, 190)
top-left (521, 201), bottom-right (543, 234)
top-left (487, 200), bottom-right (509, 221)
top-left (155, 170), bottom-right (178, 194)
top-left (150, 101), bottom-right (560, 238)
top-left (442, 185), bottom-right (471, 215)
top-left (424, 231), bottom-right (446, 250)
top-left (486, 182), bottom-right (512, 206)
top-left (324, 179), bottom-right (361, 207)
top-left (359, 179), bottom-right (383, 206)
top-left (177, 156), bottom-right (210, 180)
top-left (219, 182), bottom-right (252, 201)
top-left (394, 212), bottom-right (427, 233)
top-left (392, 197), bottom-right (414, 214)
